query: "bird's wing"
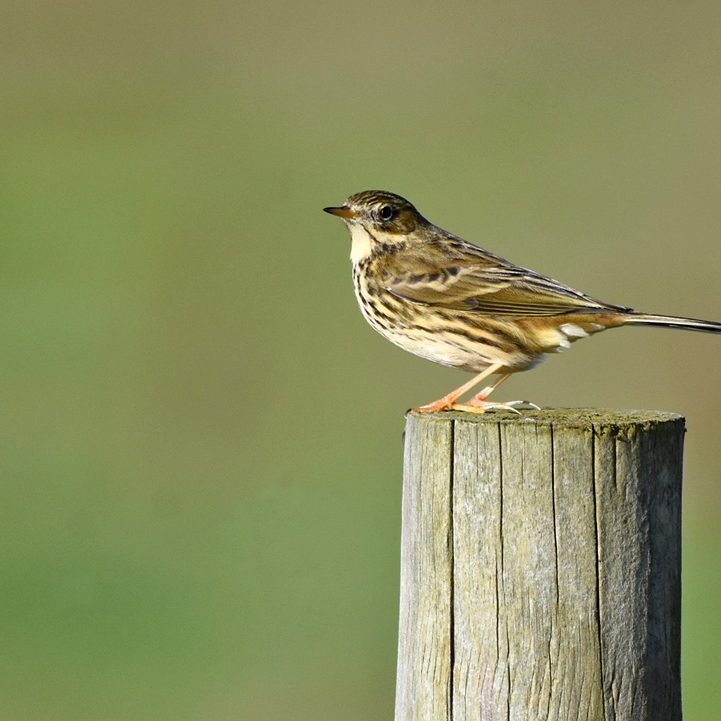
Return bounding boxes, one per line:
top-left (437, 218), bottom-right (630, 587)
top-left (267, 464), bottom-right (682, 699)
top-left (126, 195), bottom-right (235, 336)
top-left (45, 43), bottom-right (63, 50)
top-left (380, 242), bottom-right (628, 317)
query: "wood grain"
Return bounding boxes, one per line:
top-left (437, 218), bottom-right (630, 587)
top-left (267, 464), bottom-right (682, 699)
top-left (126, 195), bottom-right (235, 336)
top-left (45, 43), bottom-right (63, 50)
top-left (394, 409), bottom-right (684, 721)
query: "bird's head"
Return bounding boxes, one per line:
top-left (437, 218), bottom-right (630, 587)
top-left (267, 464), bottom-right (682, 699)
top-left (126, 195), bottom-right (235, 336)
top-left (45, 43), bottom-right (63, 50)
top-left (324, 190), bottom-right (426, 233)
top-left (324, 190), bottom-right (428, 263)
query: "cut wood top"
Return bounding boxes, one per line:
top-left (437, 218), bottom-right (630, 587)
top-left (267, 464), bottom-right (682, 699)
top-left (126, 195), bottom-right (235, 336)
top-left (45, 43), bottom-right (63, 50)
top-left (407, 407), bottom-right (684, 430)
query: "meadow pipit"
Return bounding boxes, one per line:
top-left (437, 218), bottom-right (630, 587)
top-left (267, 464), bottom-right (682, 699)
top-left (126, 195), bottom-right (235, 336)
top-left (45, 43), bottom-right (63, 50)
top-left (324, 190), bottom-right (721, 413)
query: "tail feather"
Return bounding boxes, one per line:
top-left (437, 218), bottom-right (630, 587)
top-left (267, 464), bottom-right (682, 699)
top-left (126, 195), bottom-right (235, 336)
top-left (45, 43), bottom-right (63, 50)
top-left (623, 312), bottom-right (721, 334)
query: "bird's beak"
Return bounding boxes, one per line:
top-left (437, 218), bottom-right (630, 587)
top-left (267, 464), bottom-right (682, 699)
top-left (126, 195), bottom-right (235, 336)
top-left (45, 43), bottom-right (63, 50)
top-left (323, 205), bottom-right (359, 219)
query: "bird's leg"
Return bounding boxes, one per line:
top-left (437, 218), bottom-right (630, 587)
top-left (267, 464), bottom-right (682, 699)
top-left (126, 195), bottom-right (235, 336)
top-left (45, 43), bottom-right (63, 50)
top-left (467, 374), bottom-right (511, 403)
top-left (453, 373), bottom-right (523, 414)
top-left (454, 373), bottom-right (541, 414)
top-left (413, 364), bottom-right (504, 413)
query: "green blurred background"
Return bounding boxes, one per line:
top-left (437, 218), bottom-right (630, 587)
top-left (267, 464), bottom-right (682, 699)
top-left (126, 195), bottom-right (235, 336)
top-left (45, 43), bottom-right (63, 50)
top-left (3, 1), bottom-right (721, 718)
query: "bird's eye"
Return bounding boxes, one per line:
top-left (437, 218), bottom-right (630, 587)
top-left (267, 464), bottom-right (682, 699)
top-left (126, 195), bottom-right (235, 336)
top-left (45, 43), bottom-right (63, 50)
top-left (378, 204), bottom-right (395, 221)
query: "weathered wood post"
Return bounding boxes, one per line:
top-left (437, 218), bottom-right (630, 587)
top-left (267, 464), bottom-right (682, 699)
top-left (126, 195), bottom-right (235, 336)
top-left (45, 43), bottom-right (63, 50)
top-left (395, 409), bottom-right (684, 721)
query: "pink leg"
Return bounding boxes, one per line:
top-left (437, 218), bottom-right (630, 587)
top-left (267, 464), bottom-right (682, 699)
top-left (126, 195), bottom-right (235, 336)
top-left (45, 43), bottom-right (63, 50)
top-left (467, 374), bottom-right (511, 403)
top-left (413, 364), bottom-right (504, 413)
top-left (452, 373), bottom-right (527, 414)
top-left (455, 373), bottom-right (541, 414)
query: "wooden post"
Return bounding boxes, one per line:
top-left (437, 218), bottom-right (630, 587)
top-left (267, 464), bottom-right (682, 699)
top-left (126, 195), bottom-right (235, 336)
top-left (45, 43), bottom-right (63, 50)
top-left (395, 409), bottom-right (684, 721)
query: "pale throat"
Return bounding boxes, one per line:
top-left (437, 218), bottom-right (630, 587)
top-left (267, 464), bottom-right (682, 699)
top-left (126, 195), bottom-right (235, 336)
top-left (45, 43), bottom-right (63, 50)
top-left (348, 223), bottom-right (405, 265)
top-left (348, 223), bottom-right (375, 264)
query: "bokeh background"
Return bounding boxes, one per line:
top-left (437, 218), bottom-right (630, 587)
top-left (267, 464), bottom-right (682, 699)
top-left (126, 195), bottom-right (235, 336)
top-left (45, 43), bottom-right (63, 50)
top-left (3, 1), bottom-right (721, 719)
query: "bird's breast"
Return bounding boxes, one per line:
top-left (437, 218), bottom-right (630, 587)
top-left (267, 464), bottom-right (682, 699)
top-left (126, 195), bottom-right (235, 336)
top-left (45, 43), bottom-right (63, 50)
top-left (350, 262), bottom-right (534, 372)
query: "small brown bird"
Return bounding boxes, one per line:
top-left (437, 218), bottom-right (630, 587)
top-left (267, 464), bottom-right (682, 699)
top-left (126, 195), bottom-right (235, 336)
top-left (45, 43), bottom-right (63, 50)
top-left (324, 190), bottom-right (721, 413)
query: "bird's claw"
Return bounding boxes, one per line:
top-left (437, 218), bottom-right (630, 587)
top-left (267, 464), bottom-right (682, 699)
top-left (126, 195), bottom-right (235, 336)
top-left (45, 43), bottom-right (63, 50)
top-left (412, 398), bottom-right (455, 413)
top-left (502, 399), bottom-right (541, 411)
top-left (451, 401), bottom-right (522, 415)
top-left (412, 398), bottom-right (541, 415)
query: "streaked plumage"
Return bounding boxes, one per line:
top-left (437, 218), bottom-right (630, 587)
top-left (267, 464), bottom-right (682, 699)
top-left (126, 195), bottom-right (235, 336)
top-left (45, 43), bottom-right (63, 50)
top-left (324, 190), bottom-right (721, 412)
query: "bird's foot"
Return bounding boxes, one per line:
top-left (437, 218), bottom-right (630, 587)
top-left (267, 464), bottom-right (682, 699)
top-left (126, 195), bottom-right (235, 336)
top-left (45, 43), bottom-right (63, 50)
top-left (452, 400), bottom-right (522, 415)
top-left (452, 398), bottom-right (541, 414)
top-left (412, 394), bottom-right (457, 413)
top-left (412, 396), bottom-right (541, 415)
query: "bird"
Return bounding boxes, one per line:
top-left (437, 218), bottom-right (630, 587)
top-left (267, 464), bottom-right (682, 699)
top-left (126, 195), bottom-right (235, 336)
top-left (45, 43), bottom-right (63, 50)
top-left (323, 190), bottom-right (721, 413)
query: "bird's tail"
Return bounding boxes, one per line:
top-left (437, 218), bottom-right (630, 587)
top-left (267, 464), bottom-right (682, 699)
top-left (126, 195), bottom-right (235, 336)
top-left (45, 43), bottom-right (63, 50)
top-left (623, 312), bottom-right (721, 334)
